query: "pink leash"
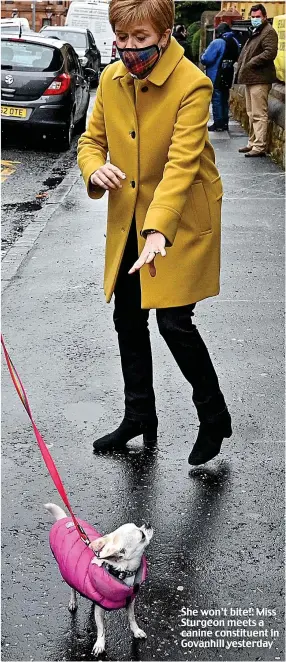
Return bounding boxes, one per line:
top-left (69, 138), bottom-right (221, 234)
top-left (1, 334), bottom-right (91, 546)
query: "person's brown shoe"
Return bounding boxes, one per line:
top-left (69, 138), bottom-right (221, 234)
top-left (238, 146), bottom-right (252, 153)
top-left (245, 151), bottom-right (266, 158)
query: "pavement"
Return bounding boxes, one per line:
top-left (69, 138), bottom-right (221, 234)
top-left (1, 117), bottom-right (285, 662)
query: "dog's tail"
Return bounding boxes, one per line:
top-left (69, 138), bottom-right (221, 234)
top-left (45, 502), bottom-right (67, 521)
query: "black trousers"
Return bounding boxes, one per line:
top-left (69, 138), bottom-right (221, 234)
top-left (113, 220), bottom-right (227, 424)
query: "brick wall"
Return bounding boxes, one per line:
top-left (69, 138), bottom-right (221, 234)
top-left (1, 1), bottom-right (69, 32)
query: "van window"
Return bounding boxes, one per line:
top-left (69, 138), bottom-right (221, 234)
top-left (44, 30), bottom-right (87, 49)
top-left (1, 41), bottom-right (63, 72)
top-left (1, 26), bottom-right (31, 34)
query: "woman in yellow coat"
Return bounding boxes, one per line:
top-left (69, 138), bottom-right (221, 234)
top-left (77, 0), bottom-right (232, 465)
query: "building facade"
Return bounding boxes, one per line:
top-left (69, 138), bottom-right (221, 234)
top-left (1, 1), bottom-right (70, 31)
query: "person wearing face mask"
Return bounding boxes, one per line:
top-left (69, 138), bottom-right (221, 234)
top-left (235, 3), bottom-right (278, 157)
top-left (77, 0), bottom-right (232, 466)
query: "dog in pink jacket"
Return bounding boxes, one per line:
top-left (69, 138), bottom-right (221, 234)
top-left (45, 503), bottom-right (153, 656)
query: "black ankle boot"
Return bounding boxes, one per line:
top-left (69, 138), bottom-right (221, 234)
top-left (188, 410), bottom-right (232, 466)
top-left (93, 417), bottom-right (158, 452)
top-left (208, 124), bottom-right (224, 132)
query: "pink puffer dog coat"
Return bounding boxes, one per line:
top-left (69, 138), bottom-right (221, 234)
top-left (49, 517), bottom-right (148, 610)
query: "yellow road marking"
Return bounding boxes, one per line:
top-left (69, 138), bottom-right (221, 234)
top-left (1, 159), bottom-right (21, 183)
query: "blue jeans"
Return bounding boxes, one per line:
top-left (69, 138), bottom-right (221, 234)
top-left (212, 88), bottom-right (230, 128)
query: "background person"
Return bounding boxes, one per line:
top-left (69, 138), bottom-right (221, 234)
top-left (201, 22), bottom-right (240, 131)
top-left (173, 24), bottom-right (193, 61)
top-left (78, 0), bottom-right (232, 466)
top-left (235, 3), bottom-right (278, 157)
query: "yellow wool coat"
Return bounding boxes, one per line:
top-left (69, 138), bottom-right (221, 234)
top-left (77, 37), bottom-right (223, 309)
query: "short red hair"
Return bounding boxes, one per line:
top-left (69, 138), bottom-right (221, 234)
top-left (109, 0), bottom-right (175, 33)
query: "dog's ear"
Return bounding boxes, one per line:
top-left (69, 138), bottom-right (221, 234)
top-left (89, 534), bottom-right (120, 559)
top-left (98, 537), bottom-right (120, 559)
top-left (89, 536), bottom-right (108, 552)
top-left (92, 533), bottom-right (123, 559)
top-left (140, 525), bottom-right (154, 540)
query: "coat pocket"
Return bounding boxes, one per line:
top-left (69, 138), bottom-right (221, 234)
top-left (191, 181), bottom-right (212, 235)
top-left (211, 175), bottom-right (223, 201)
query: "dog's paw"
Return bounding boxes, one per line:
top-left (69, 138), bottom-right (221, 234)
top-left (133, 628), bottom-right (147, 639)
top-left (68, 598), bottom-right (78, 613)
top-left (92, 639), bottom-right (105, 657)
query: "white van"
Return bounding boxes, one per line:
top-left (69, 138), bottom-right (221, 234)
top-left (65, 1), bottom-right (116, 68)
top-left (1, 17), bottom-right (31, 34)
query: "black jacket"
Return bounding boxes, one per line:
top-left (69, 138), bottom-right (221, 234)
top-left (174, 35), bottom-right (193, 62)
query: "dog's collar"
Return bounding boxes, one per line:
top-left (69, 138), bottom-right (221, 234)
top-left (90, 548), bottom-right (139, 581)
top-left (102, 561), bottom-right (140, 581)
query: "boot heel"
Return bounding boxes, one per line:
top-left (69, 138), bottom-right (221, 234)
top-left (142, 426), bottom-right (158, 444)
top-left (224, 422), bottom-right (232, 438)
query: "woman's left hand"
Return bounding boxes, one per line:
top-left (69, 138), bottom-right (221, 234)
top-left (128, 232), bottom-right (166, 277)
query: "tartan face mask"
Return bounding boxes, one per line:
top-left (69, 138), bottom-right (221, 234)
top-left (117, 43), bottom-right (161, 79)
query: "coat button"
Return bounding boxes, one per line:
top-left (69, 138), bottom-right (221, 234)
top-left (130, 130), bottom-right (136, 138)
top-left (141, 86), bottom-right (148, 92)
top-left (130, 180), bottom-right (136, 188)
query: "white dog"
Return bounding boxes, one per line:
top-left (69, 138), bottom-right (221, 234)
top-left (45, 503), bottom-right (153, 656)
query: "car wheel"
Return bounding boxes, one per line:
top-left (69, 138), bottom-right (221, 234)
top-left (75, 108), bottom-right (87, 135)
top-left (58, 112), bottom-right (74, 151)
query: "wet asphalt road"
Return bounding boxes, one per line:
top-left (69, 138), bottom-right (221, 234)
top-left (1, 133), bottom-right (77, 254)
top-left (1, 118), bottom-right (285, 662)
top-left (1, 90), bottom-right (97, 255)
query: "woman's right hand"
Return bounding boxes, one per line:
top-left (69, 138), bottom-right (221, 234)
top-left (90, 164), bottom-right (126, 191)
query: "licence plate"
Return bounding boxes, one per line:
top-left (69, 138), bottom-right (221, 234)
top-left (1, 106), bottom-right (27, 118)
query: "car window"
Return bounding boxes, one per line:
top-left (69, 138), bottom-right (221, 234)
top-left (44, 30), bottom-right (87, 49)
top-left (1, 40), bottom-right (63, 72)
top-left (66, 46), bottom-right (80, 73)
top-left (87, 30), bottom-right (95, 47)
top-left (77, 61), bottom-right (84, 77)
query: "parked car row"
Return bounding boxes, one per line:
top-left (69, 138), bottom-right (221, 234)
top-left (1, 1), bottom-right (119, 151)
top-left (1, 33), bottom-right (93, 150)
top-left (39, 26), bottom-right (101, 87)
